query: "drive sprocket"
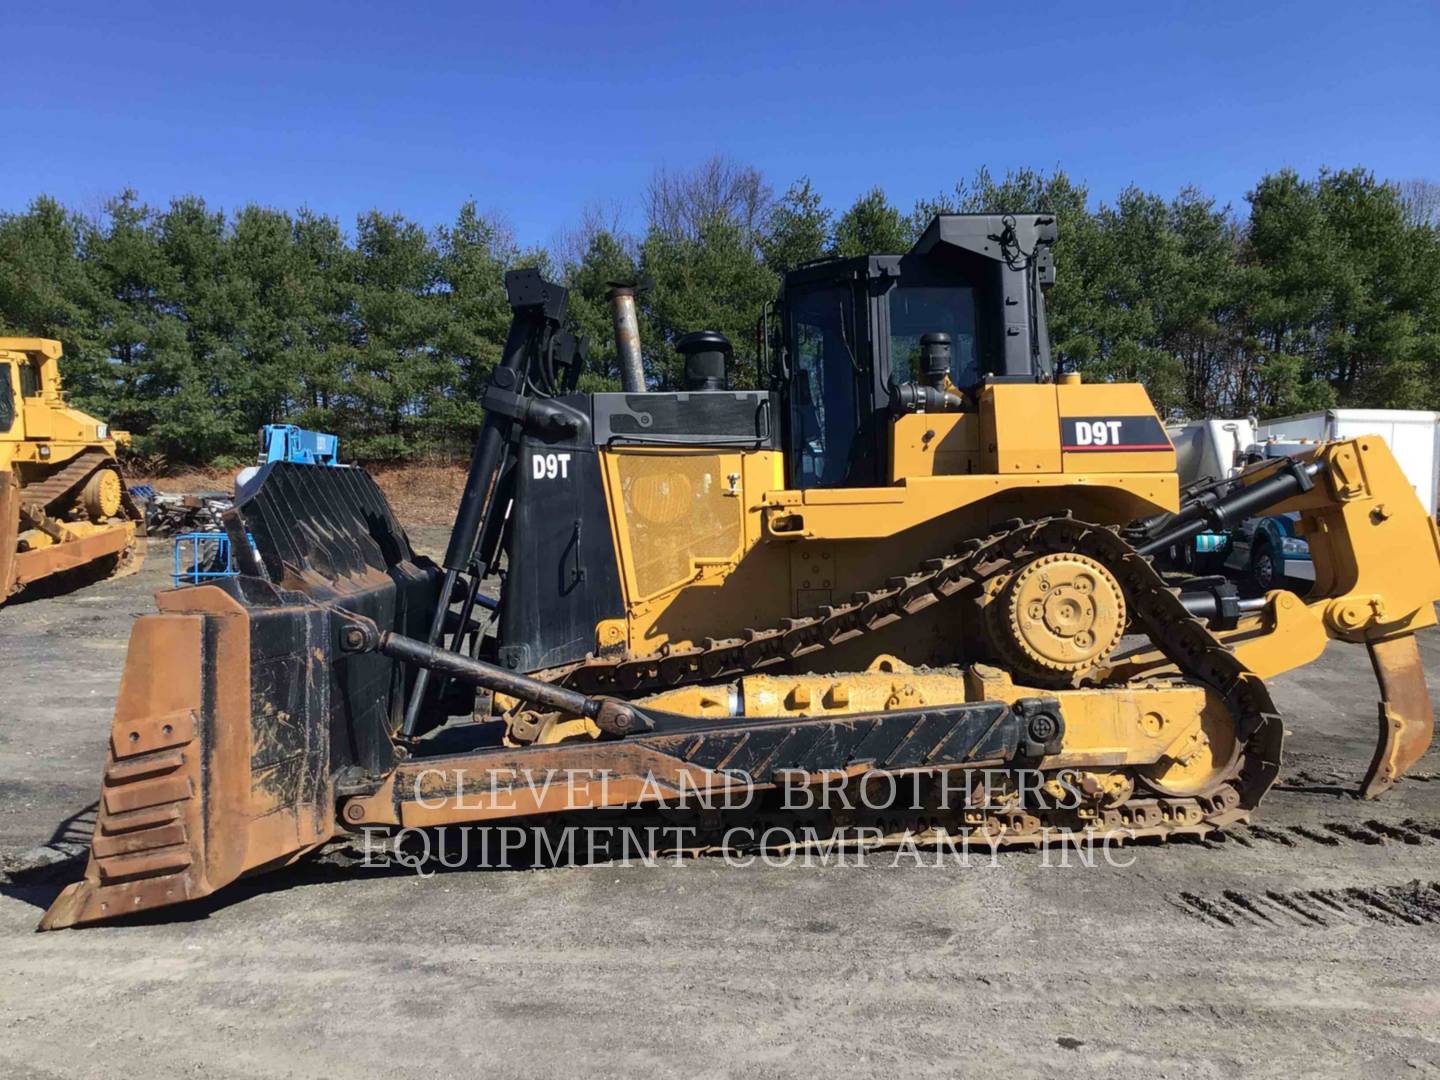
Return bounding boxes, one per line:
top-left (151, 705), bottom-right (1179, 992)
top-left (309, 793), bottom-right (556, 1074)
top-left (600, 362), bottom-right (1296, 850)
top-left (983, 551), bottom-right (1126, 687)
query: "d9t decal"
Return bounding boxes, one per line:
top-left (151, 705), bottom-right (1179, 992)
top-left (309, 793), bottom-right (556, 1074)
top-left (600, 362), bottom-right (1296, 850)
top-left (1061, 416), bottom-right (1170, 452)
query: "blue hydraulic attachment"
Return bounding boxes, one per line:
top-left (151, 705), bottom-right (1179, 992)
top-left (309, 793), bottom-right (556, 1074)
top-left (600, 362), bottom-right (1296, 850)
top-left (261, 424), bottom-right (339, 466)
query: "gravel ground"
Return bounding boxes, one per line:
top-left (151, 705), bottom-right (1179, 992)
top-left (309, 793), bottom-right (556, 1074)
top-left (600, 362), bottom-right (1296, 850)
top-left (2, 534), bottom-right (1438, 1079)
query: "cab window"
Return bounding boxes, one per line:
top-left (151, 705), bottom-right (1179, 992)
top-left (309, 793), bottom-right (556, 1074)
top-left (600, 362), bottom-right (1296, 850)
top-left (789, 287), bottom-right (862, 488)
top-left (888, 284), bottom-right (979, 388)
top-left (18, 360), bottom-right (41, 398)
top-left (0, 363), bottom-right (13, 433)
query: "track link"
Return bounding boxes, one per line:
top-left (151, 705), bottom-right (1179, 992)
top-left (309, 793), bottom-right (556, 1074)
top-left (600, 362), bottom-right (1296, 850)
top-left (531, 515), bottom-right (1284, 844)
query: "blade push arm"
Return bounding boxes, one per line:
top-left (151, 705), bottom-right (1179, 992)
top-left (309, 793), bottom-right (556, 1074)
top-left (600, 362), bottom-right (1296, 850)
top-left (1220, 437), bottom-right (1440, 796)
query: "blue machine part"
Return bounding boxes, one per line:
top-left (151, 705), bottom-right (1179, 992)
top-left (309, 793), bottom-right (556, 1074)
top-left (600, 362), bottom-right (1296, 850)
top-left (1194, 531), bottom-right (1227, 553)
top-left (177, 427), bottom-right (339, 584)
top-left (172, 531), bottom-right (256, 586)
top-left (261, 424), bottom-right (339, 466)
top-left (173, 531), bottom-right (236, 586)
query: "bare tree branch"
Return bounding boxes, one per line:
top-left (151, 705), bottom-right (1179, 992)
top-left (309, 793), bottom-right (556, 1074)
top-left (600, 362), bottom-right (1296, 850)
top-left (1392, 178), bottom-right (1440, 227)
top-left (645, 156), bottom-right (773, 240)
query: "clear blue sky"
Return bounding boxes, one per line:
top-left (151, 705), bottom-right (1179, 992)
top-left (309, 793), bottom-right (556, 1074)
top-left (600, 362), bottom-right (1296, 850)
top-left (5, 0), bottom-right (1437, 247)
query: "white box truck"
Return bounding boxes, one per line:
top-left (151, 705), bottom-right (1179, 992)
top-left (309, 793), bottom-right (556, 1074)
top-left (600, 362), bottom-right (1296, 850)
top-left (1169, 418), bottom-right (1257, 489)
top-left (1164, 409), bottom-right (1440, 589)
top-left (1256, 409), bottom-right (1440, 517)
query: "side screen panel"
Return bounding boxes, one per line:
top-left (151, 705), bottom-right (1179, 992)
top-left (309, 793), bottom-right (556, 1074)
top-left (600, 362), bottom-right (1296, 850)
top-left (498, 427), bottom-right (625, 673)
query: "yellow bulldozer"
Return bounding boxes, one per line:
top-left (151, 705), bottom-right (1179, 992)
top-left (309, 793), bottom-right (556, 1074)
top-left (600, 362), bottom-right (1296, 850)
top-left (41, 216), bottom-right (1440, 929)
top-left (0, 338), bottom-right (144, 605)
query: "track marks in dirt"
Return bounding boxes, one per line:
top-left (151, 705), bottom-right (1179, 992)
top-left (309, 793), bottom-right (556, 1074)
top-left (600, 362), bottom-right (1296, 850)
top-left (1214, 818), bottom-right (1440, 850)
top-left (1174, 881), bottom-right (1440, 929)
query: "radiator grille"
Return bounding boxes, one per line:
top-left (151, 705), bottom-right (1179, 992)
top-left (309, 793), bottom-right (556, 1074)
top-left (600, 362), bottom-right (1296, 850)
top-left (616, 454), bottom-right (741, 599)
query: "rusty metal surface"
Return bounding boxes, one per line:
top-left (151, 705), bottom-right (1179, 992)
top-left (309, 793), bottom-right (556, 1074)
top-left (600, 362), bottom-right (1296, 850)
top-left (1361, 633), bottom-right (1435, 798)
top-left (606, 284), bottom-right (645, 393)
top-left (41, 462), bottom-right (445, 928)
top-left (40, 612), bottom-right (211, 929)
top-left (40, 585), bottom-right (340, 929)
top-left (11, 523), bottom-right (134, 588)
top-left (0, 471), bottom-right (16, 598)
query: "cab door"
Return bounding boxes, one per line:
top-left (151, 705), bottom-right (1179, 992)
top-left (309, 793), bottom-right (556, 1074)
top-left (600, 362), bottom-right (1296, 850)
top-left (784, 281), bottom-right (884, 489)
top-left (0, 362), bottom-right (21, 442)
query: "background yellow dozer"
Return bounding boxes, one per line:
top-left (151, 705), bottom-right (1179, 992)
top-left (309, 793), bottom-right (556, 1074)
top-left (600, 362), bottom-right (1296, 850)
top-left (0, 338), bottom-right (144, 604)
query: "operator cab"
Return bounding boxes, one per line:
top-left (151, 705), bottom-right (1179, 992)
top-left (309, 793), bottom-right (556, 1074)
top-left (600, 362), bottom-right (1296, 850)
top-left (0, 339), bottom-right (64, 440)
top-left (772, 213), bottom-right (1057, 489)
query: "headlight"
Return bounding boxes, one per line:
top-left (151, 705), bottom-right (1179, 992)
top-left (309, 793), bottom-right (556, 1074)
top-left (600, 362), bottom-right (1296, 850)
top-left (96, 424), bottom-right (108, 439)
top-left (1280, 536), bottom-right (1309, 556)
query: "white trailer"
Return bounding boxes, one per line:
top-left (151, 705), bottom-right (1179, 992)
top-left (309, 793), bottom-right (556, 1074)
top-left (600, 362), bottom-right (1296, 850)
top-left (1256, 409), bottom-right (1440, 517)
top-left (1162, 410), bottom-right (1440, 589)
top-left (1168, 417), bottom-right (1256, 488)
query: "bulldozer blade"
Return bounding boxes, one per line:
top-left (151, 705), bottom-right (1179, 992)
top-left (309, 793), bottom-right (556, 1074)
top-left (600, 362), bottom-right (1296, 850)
top-left (11, 522), bottom-right (136, 589)
top-left (39, 584), bottom-right (338, 929)
top-left (41, 463), bottom-right (441, 929)
top-left (0, 470), bottom-right (17, 599)
top-left (1360, 633), bottom-right (1435, 799)
top-left (2, 459), bottom-right (141, 604)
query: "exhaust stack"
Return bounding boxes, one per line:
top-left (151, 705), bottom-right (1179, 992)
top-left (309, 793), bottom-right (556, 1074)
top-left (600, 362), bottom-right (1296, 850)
top-left (606, 283), bottom-right (646, 393)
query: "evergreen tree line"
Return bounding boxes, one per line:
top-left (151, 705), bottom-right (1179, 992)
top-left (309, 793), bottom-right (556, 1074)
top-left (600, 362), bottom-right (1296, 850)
top-left (1, 162), bottom-right (1437, 465)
